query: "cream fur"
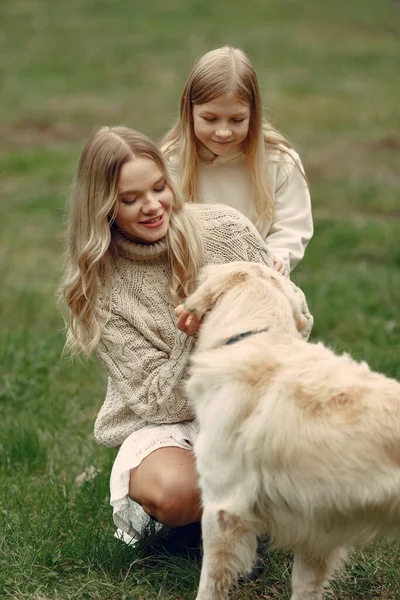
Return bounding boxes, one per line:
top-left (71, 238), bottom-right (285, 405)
top-left (184, 261), bottom-right (400, 600)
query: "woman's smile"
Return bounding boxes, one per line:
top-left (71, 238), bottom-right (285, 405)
top-left (139, 214), bottom-right (165, 227)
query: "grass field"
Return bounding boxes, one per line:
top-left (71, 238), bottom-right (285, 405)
top-left (1, 0), bottom-right (399, 598)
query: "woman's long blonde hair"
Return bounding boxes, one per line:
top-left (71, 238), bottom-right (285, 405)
top-left (60, 126), bottom-right (204, 356)
top-left (162, 46), bottom-right (297, 221)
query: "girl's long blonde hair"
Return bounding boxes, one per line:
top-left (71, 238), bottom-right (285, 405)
top-left (162, 46), bottom-right (297, 221)
top-left (60, 126), bottom-right (204, 356)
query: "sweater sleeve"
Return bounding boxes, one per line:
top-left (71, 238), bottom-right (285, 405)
top-left (96, 308), bottom-right (195, 424)
top-left (265, 149), bottom-right (313, 273)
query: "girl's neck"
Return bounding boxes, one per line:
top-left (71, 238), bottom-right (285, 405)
top-left (197, 142), bottom-right (244, 165)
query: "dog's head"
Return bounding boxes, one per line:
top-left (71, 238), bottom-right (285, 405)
top-left (184, 261), bottom-right (310, 337)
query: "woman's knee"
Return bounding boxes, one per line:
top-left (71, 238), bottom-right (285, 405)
top-left (150, 478), bottom-right (202, 527)
top-left (129, 447), bottom-right (202, 527)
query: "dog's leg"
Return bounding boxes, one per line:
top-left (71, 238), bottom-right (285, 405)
top-left (290, 547), bottom-right (345, 600)
top-left (195, 506), bottom-right (257, 600)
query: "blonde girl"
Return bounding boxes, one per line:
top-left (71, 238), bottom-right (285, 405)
top-left (60, 126), bottom-right (313, 544)
top-left (162, 46), bottom-right (313, 276)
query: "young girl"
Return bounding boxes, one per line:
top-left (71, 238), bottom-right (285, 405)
top-left (162, 46), bottom-right (313, 277)
top-left (60, 126), bottom-right (313, 545)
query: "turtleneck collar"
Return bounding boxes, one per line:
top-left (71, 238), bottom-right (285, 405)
top-left (112, 229), bottom-right (168, 262)
top-left (197, 142), bottom-right (245, 166)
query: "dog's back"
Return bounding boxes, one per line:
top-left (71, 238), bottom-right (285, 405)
top-left (191, 331), bottom-right (400, 553)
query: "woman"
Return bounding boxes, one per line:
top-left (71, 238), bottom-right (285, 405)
top-left (60, 126), bottom-right (313, 543)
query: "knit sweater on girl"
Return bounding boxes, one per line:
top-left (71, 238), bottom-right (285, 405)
top-left (167, 145), bottom-right (313, 274)
top-left (93, 203), bottom-right (313, 448)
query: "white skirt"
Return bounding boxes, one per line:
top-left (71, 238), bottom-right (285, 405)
top-left (110, 421), bottom-right (200, 541)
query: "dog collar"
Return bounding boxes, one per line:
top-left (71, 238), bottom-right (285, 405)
top-left (225, 327), bottom-right (270, 346)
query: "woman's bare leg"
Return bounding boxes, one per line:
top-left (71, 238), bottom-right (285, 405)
top-left (129, 446), bottom-right (202, 527)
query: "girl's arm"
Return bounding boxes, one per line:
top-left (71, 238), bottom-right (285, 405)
top-left (266, 149), bottom-right (313, 273)
top-left (96, 309), bottom-right (195, 424)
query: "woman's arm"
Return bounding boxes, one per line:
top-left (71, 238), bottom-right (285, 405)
top-left (201, 205), bottom-right (314, 341)
top-left (96, 309), bottom-right (195, 424)
top-left (265, 149), bottom-right (313, 273)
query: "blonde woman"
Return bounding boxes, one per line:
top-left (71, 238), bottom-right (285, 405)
top-left (162, 46), bottom-right (313, 277)
top-left (60, 126), bottom-right (313, 546)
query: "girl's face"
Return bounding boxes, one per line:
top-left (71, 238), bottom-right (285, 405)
top-left (192, 94), bottom-right (250, 157)
top-left (115, 157), bottom-right (173, 244)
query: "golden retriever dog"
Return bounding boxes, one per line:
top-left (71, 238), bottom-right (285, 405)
top-left (184, 261), bottom-right (400, 600)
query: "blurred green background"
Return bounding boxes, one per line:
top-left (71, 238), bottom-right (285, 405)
top-left (1, 0), bottom-right (399, 598)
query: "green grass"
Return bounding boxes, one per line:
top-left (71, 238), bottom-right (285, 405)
top-left (1, 0), bottom-right (399, 598)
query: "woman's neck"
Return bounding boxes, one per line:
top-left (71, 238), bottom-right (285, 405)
top-left (112, 229), bottom-right (168, 262)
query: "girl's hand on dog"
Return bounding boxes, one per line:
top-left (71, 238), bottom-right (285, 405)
top-left (273, 258), bottom-right (288, 277)
top-left (175, 305), bottom-right (202, 336)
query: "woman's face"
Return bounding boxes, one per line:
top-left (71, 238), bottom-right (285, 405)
top-left (115, 157), bottom-right (173, 244)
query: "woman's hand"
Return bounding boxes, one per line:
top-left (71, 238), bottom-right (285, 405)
top-left (273, 258), bottom-right (288, 277)
top-left (175, 305), bottom-right (202, 337)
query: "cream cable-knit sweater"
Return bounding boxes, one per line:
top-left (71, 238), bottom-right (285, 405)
top-left (167, 145), bottom-right (313, 274)
top-left (94, 204), bottom-right (313, 448)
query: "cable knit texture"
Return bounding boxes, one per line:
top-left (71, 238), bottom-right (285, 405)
top-left (167, 145), bottom-right (313, 273)
top-left (94, 204), bottom-right (313, 448)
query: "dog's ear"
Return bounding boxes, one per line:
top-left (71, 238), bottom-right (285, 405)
top-left (284, 283), bottom-right (309, 335)
top-left (266, 269), bottom-right (309, 336)
top-left (294, 310), bottom-right (309, 335)
top-left (184, 265), bottom-right (249, 317)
